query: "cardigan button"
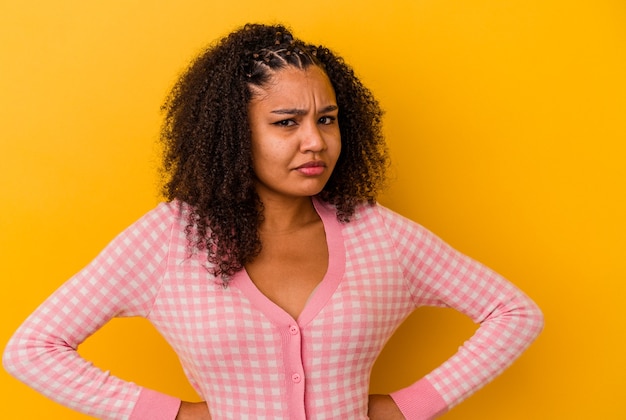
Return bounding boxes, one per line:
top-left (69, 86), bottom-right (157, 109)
top-left (291, 373), bottom-right (302, 383)
top-left (289, 325), bottom-right (299, 335)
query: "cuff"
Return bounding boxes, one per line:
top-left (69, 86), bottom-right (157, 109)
top-left (390, 378), bottom-right (448, 420)
top-left (129, 388), bottom-right (182, 420)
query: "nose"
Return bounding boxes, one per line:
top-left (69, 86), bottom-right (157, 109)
top-left (300, 121), bottom-right (327, 153)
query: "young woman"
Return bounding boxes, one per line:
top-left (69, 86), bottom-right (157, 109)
top-left (3, 23), bottom-right (543, 420)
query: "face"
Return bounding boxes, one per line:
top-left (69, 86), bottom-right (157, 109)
top-left (247, 65), bottom-right (341, 203)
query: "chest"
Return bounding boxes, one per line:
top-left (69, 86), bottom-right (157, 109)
top-left (149, 220), bottom-right (417, 399)
top-left (245, 222), bottom-right (329, 319)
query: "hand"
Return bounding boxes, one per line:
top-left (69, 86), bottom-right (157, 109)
top-left (368, 394), bottom-right (405, 420)
top-left (175, 401), bottom-right (212, 420)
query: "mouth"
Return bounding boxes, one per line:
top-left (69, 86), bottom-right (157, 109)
top-left (294, 161), bottom-right (327, 176)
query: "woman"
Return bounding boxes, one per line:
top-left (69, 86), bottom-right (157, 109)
top-left (3, 23), bottom-right (543, 419)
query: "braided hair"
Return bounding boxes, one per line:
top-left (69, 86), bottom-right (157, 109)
top-left (160, 23), bottom-right (388, 282)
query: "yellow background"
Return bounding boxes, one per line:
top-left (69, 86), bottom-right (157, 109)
top-left (1, 0), bottom-right (624, 418)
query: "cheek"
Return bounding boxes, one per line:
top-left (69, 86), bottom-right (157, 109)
top-left (251, 140), bottom-right (289, 171)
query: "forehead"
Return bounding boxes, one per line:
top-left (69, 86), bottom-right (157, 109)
top-left (248, 66), bottom-right (336, 104)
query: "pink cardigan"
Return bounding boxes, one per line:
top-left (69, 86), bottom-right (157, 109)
top-left (3, 199), bottom-right (543, 419)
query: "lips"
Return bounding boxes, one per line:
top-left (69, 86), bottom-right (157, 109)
top-left (296, 161), bottom-right (326, 169)
top-left (294, 160), bottom-right (327, 176)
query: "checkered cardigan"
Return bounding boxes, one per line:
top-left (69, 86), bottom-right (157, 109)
top-left (3, 198), bottom-right (543, 419)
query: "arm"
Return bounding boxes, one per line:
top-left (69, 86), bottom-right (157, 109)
top-left (175, 401), bottom-right (212, 420)
top-left (368, 394), bottom-right (405, 420)
top-left (378, 206), bottom-right (544, 420)
top-left (2, 203), bottom-right (182, 420)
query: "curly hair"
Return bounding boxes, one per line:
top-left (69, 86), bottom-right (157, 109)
top-left (160, 23), bottom-right (388, 281)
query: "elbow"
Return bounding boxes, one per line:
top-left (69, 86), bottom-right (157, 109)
top-left (517, 296), bottom-right (545, 346)
top-left (2, 334), bottom-right (23, 380)
top-left (2, 330), bottom-right (43, 385)
top-left (529, 300), bottom-right (545, 340)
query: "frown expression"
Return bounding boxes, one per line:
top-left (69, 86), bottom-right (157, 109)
top-left (248, 65), bottom-right (341, 202)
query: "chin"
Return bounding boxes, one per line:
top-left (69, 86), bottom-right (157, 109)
top-left (292, 182), bottom-right (327, 198)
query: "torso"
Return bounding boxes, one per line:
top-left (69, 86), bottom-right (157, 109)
top-left (245, 217), bottom-right (328, 319)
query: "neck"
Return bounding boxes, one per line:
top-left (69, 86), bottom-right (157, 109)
top-left (259, 196), bottom-right (320, 234)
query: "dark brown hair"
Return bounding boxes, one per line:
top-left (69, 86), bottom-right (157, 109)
top-left (160, 23), bottom-right (388, 281)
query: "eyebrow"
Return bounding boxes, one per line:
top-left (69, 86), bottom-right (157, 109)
top-left (270, 105), bottom-right (338, 115)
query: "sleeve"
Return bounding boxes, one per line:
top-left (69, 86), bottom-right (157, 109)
top-left (377, 206), bottom-right (544, 420)
top-left (2, 203), bottom-right (183, 420)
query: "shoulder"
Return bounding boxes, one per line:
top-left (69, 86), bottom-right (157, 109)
top-left (312, 196), bottom-right (412, 225)
top-left (352, 201), bottom-right (414, 227)
top-left (313, 197), bottom-right (425, 238)
top-left (140, 199), bottom-right (191, 224)
top-left (351, 202), bottom-right (438, 250)
top-left (113, 200), bottom-right (191, 244)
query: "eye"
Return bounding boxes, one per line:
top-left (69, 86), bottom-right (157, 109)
top-left (273, 119), bottom-right (296, 127)
top-left (318, 116), bottom-right (336, 125)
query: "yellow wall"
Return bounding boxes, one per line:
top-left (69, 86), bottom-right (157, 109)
top-left (1, 1), bottom-right (624, 418)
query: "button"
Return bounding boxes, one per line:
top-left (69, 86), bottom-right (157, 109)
top-left (291, 373), bottom-right (302, 383)
top-left (289, 325), bottom-right (299, 335)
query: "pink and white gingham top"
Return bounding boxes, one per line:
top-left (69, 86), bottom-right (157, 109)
top-left (3, 198), bottom-right (543, 419)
